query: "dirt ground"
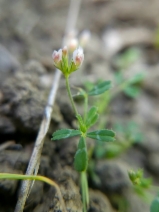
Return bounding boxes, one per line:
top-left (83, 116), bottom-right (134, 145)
top-left (0, 0), bottom-right (159, 211)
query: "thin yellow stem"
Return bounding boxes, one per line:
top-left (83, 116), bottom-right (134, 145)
top-left (0, 173), bottom-right (66, 212)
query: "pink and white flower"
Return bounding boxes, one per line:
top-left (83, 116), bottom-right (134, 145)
top-left (52, 49), bottom-right (62, 65)
top-left (52, 46), bottom-right (84, 76)
top-left (73, 47), bottom-right (84, 68)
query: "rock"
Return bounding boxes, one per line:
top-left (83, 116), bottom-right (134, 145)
top-left (0, 44), bottom-right (20, 84)
top-left (24, 60), bottom-right (46, 75)
top-left (0, 149), bottom-right (31, 201)
top-left (0, 60), bottom-right (62, 135)
top-left (95, 160), bottom-right (130, 193)
top-left (0, 44), bottom-right (20, 72)
top-left (58, 137), bottom-right (79, 167)
top-left (42, 137), bottom-right (56, 159)
top-left (134, 93), bottom-right (159, 127)
top-left (0, 165), bottom-right (19, 197)
top-left (60, 178), bottom-right (82, 212)
top-left (25, 181), bottom-right (43, 211)
top-left (146, 153), bottom-right (159, 176)
top-left (120, 147), bottom-right (146, 169)
top-left (144, 64), bottom-right (159, 97)
top-left (32, 177), bottom-right (83, 212)
top-left (122, 189), bottom-right (150, 212)
top-left (0, 75), bottom-right (47, 133)
top-left (137, 128), bottom-right (159, 154)
top-left (102, 27), bottom-right (153, 58)
top-left (89, 189), bottom-right (116, 212)
top-left (39, 156), bottom-right (50, 176)
top-left (0, 116), bottom-right (16, 134)
top-left (58, 100), bottom-right (75, 127)
top-left (0, 149), bottom-right (30, 172)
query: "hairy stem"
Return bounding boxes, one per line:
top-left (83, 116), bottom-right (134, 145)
top-left (84, 94), bottom-right (88, 122)
top-left (65, 76), bottom-right (78, 116)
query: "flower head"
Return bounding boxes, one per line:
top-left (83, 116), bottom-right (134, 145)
top-left (73, 47), bottom-right (84, 67)
top-left (52, 46), bottom-right (84, 76)
top-left (52, 49), bottom-right (62, 69)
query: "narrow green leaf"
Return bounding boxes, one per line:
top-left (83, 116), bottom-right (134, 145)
top-left (85, 106), bottom-right (98, 128)
top-left (76, 114), bottom-right (87, 133)
top-left (115, 48), bottom-right (140, 69)
top-left (150, 197), bottom-right (159, 212)
top-left (124, 85), bottom-right (140, 98)
top-left (74, 148), bottom-right (88, 172)
top-left (88, 81), bottom-right (112, 96)
top-left (87, 129), bottom-right (115, 142)
top-left (76, 114), bottom-right (84, 126)
top-left (74, 137), bottom-right (88, 172)
top-left (128, 73), bottom-right (146, 84)
top-left (52, 129), bottom-right (81, 140)
top-left (87, 114), bottom-right (98, 128)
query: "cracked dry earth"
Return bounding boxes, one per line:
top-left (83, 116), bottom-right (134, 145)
top-left (1, 0), bottom-right (159, 212)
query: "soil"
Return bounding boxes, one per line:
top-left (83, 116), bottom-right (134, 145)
top-left (0, 0), bottom-right (159, 212)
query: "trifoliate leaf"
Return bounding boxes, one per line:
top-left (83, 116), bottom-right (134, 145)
top-left (88, 81), bottom-right (112, 96)
top-left (87, 129), bottom-right (115, 142)
top-left (52, 129), bottom-right (81, 140)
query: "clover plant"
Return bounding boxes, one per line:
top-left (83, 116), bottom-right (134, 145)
top-left (51, 46), bottom-right (115, 211)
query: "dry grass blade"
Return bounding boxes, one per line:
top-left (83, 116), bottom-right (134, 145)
top-left (14, 0), bottom-right (82, 212)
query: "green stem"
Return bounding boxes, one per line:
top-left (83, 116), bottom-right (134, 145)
top-left (84, 94), bottom-right (88, 122)
top-left (65, 76), bottom-right (78, 116)
top-left (81, 171), bottom-right (89, 212)
top-left (0, 173), bottom-right (66, 212)
top-left (65, 76), bottom-right (89, 211)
